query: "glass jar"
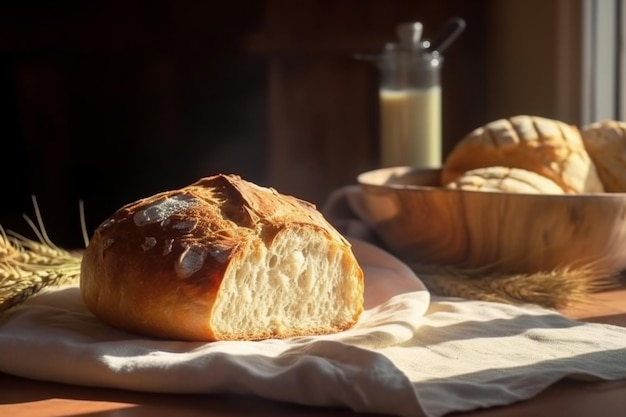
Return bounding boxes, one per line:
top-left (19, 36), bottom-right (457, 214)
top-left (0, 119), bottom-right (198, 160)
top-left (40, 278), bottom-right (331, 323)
top-left (377, 38), bottom-right (443, 168)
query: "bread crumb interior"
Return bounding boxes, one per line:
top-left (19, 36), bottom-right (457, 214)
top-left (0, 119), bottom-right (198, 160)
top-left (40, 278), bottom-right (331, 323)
top-left (210, 227), bottom-right (359, 339)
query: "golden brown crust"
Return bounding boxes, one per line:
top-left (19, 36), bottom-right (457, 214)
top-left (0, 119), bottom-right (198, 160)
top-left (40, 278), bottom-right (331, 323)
top-left (442, 115), bottom-right (605, 194)
top-left (80, 174), bottom-right (363, 341)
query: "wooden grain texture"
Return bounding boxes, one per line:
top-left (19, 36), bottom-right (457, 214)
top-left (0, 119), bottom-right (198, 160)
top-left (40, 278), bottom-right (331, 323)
top-left (357, 167), bottom-right (626, 275)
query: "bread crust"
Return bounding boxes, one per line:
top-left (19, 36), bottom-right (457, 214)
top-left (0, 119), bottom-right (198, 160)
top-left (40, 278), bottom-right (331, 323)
top-left (442, 115), bottom-right (604, 194)
top-left (445, 166), bottom-right (565, 194)
top-left (80, 174), bottom-right (364, 341)
top-left (581, 120), bottom-right (626, 192)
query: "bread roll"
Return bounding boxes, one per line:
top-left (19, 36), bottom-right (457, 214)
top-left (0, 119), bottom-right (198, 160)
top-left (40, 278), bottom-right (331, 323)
top-left (581, 119), bottom-right (626, 192)
top-left (80, 174), bottom-right (364, 342)
top-left (445, 166), bottom-right (565, 194)
top-left (442, 115), bottom-right (604, 194)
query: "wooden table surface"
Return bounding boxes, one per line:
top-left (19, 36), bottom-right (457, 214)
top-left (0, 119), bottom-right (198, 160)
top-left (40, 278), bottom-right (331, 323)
top-left (1, 284), bottom-right (626, 417)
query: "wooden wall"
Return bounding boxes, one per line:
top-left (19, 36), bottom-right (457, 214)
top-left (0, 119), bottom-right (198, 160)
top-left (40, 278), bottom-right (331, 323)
top-left (246, 0), bottom-right (489, 206)
top-left (0, 0), bottom-right (582, 248)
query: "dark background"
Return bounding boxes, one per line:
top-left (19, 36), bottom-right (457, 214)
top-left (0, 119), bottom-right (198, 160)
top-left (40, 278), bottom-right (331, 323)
top-left (0, 0), bottom-right (582, 248)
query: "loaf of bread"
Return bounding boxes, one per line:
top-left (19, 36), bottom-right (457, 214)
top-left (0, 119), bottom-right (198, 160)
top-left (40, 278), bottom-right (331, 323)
top-left (80, 174), bottom-right (365, 342)
top-left (445, 166), bottom-right (566, 194)
top-left (442, 115), bottom-right (605, 194)
top-left (580, 119), bottom-right (626, 192)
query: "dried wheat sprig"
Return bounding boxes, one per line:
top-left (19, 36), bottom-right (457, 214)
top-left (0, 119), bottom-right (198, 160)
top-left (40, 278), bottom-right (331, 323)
top-left (0, 252), bottom-right (81, 314)
top-left (412, 261), bottom-right (619, 309)
top-left (5, 230), bottom-right (81, 266)
top-left (0, 196), bottom-right (85, 315)
top-left (0, 262), bottom-right (80, 313)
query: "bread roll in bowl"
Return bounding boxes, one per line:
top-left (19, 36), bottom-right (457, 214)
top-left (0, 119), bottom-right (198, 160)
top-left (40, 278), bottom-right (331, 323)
top-left (442, 115), bottom-right (604, 194)
top-left (80, 174), bottom-right (364, 342)
top-left (445, 166), bottom-right (565, 194)
top-left (581, 119), bottom-right (626, 192)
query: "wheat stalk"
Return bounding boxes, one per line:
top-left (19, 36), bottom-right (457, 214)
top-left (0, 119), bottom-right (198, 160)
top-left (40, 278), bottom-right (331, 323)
top-left (0, 197), bottom-right (85, 315)
top-left (411, 261), bottom-right (619, 309)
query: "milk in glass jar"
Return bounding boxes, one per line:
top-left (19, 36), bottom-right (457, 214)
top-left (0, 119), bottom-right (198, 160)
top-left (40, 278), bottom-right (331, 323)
top-left (373, 19), bottom-right (464, 168)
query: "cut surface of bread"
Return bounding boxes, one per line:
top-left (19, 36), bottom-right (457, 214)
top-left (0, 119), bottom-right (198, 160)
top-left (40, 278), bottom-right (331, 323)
top-left (442, 115), bottom-right (605, 194)
top-left (80, 174), bottom-right (364, 342)
top-left (445, 166), bottom-right (565, 194)
top-left (581, 120), bottom-right (626, 192)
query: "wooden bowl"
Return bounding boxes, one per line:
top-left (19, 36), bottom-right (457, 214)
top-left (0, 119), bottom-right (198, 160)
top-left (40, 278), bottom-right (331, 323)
top-left (355, 166), bottom-right (626, 275)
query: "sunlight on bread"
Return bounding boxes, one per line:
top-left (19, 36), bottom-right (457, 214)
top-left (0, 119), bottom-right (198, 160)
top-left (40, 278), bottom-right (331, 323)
top-left (80, 174), bottom-right (364, 342)
top-left (211, 227), bottom-right (362, 341)
top-left (442, 115), bottom-right (605, 194)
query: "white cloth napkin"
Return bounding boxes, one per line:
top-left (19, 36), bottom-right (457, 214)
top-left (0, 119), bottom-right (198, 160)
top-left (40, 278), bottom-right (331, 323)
top-left (0, 187), bottom-right (625, 417)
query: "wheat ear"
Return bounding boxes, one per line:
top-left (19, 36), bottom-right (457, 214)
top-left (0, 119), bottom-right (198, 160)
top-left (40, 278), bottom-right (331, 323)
top-left (0, 196), bottom-right (84, 315)
top-left (412, 261), bottom-right (619, 309)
